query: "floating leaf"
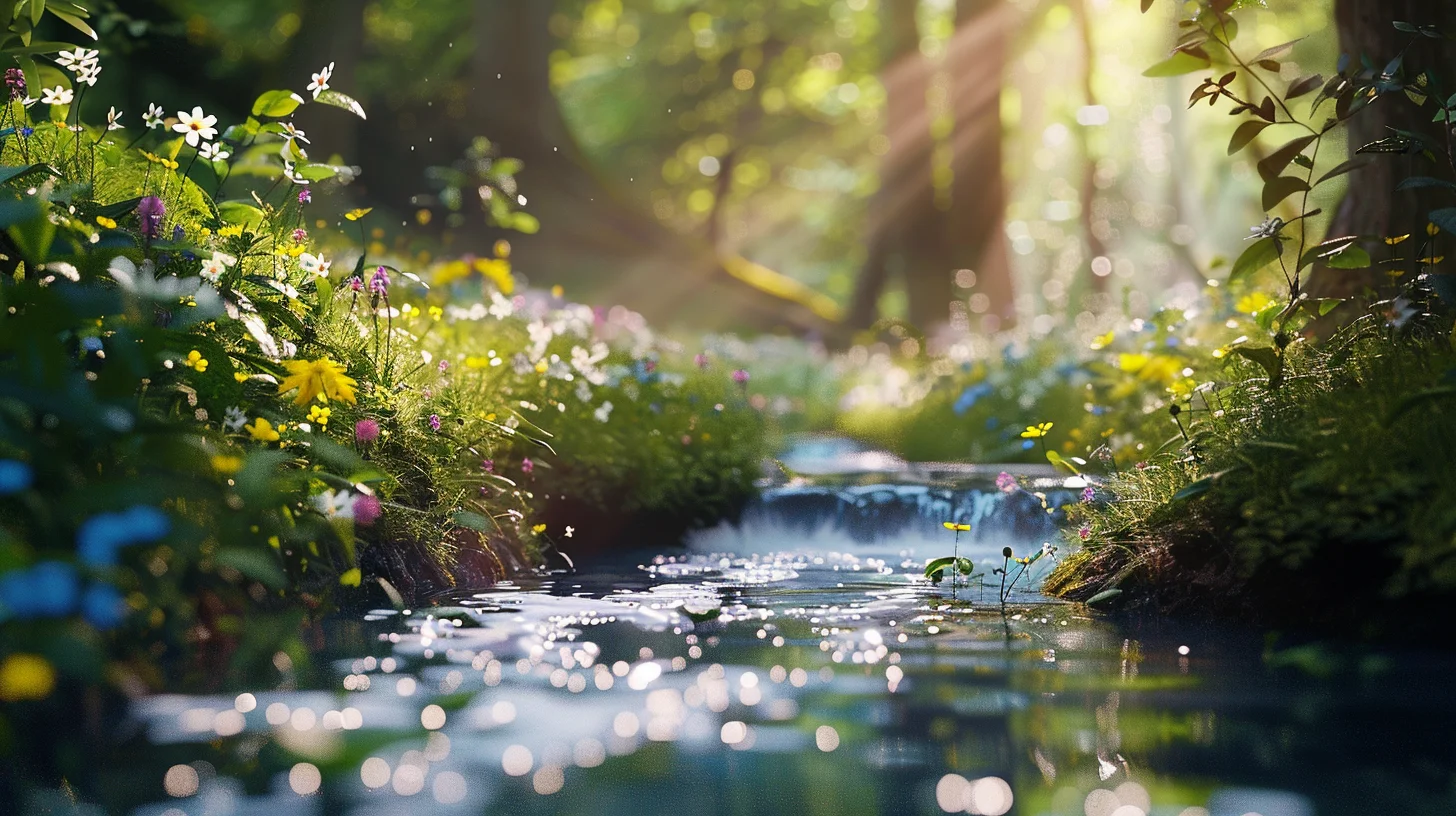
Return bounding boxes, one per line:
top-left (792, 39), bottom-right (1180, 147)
top-left (1324, 245), bottom-right (1372, 269)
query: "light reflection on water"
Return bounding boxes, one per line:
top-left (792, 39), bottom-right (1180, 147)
top-left (123, 480), bottom-right (1456, 816)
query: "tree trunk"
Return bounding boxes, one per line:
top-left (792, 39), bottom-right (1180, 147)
top-left (1307, 0), bottom-right (1456, 306)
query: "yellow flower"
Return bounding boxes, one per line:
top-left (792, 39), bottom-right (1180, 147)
top-left (428, 305), bottom-right (443, 320)
top-left (941, 522), bottom-right (972, 531)
top-left (1089, 331), bottom-right (1114, 350)
top-left (218, 225), bottom-right (245, 237)
top-left (534, 360), bottom-right (548, 374)
top-left (1020, 422), bottom-right (1054, 439)
top-left (475, 257), bottom-right (513, 294)
top-left (494, 239), bottom-right (511, 259)
top-left (339, 568), bottom-right (362, 587)
top-left (1235, 292), bottom-right (1272, 315)
top-left (142, 151), bottom-right (179, 170)
top-left (277, 357), bottom-right (358, 405)
top-left (465, 356), bottom-right (489, 369)
top-left (96, 216), bottom-right (116, 229)
top-left (211, 455), bottom-right (243, 473)
top-left (234, 372), bottom-right (250, 383)
top-left (183, 350), bottom-right (208, 372)
top-left (245, 417), bottom-right (281, 442)
top-left (551, 285), bottom-right (564, 299)
top-left (532, 523), bottom-right (547, 534)
top-left (0, 654), bottom-right (56, 701)
top-left (307, 405), bottom-right (331, 426)
top-left (1429, 222), bottom-right (1441, 236)
top-left (1384, 233), bottom-right (1410, 245)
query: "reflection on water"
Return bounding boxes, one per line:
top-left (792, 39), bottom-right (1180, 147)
top-left (117, 475), bottom-right (1456, 816)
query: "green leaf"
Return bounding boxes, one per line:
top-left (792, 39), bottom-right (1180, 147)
top-left (1255, 38), bottom-right (1302, 62)
top-left (1172, 476), bottom-right (1216, 502)
top-left (1140, 0), bottom-right (1153, 11)
top-left (250, 89), bottom-right (305, 118)
top-left (214, 547), bottom-right (288, 590)
top-left (30, 0), bottom-right (45, 27)
top-left (1230, 346), bottom-right (1284, 386)
top-left (2, 39), bottom-right (78, 56)
top-left (1396, 176), bottom-right (1456, 192)
top-left (453, 511), bottom-right (496, 534)
top-left (1257, 136), bottom-right (1317, 182)
top-left (1323, 244), bottom-right (1371, 269)
top-left (217, 200), bottom-right (266, 230)
top-left (1262, 175), bottom-right (1309, 211)
top-left (1086, 588), bottom-right (1123, 605)
top-left (1229, 236), bottom-right (1281, 283)
top-left (1046, 450), bottom-right (1080, 475)
top-left (1144, 50), bottom-right (1210, 78)
top-left (1316, 298), bottom-right (1343, 316)
top-left (0, 163), bottom-right (59, 185)
top-left (1228, 120), bottom-right (1271, 155)
top-left (1314, 157), bottom-right (1369, 186)
top-left (49, 9), bottom-right (94, 39)
top-left (510, 212), bottom-right (540, 234)
top-left (1429, 208), bottom-right (1456, 237)
top-left (314, 89), bottom-right (366, 119)
top-left (1285, 74), bottom-right (1323, 100)
top-left (295, 163), bottom-right (339, 182)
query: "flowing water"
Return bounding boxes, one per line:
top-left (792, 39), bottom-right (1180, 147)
top-left (112, 439), bottom-right (1456, 816)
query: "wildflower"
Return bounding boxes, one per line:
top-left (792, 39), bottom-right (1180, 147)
top-left (693, 353), bottom-right (709, 369)
top-left (40, 85), bottom-right (73, 106)
top-left (307, 62), bottom-right (334, 99)
top-left (76, 505), bottom-right (171, 566)
top-left (18, 126), bottom-right (32, 137)
top-left (198, 257), bottom-right (226, 283)
top-left (369, 266), bottom-right (389, 296)
top-left (55, 47), bottom-right (97, 70)
top-left (280, 121), bottom-right (310, 144)
top-left (354, 418), bottom-right (380, 443)
top-left (293, 228), bottom-right (308, 243)
top-left (96, 216), bottom-right (116, 230)
top-left (339, 567), bottom-right (362, 586)
top-left (532, 523), bottom-right (547, 534)
top-left (995, 471), bottom-right (1019, 493)
top-left (429, 305), bottom-right (444, 321)
top-left (1235, 292), bottom-right (1272, 315)
top-left (173, 106), bottom-right (217, 147)
top-left (314, 489), bottom-right (354, 520)
top-left (211, 455), bottom-right (243, 473)
top-left (298, 252), bottom-right (331, 278)
top-left (1247, 215), bottom-right (1285, 241)
top-left (941, 522), bottom-right (972, 531)
top-left (521, 458), bottom-right (534, 474)
top-left (136, 196), bottom-right (165, 240)
top-left (4, 67), bottom-right (24, 100)
top-left (199, 141), bottom-right (230, 162)
top-left (1383, 297), bottom-right (1419, 330)
top-left (143, 103), bottom-right (165, 129)
top-left (141, 151), bottom-right (179, 170)
top-left (0, 654), bottom-right (56, 701)
top-left (438, 360), bottom-right (449, 372)
top-left (353, 494), bottom-right (382, 526)
top-left (246, 418), bottom-right (281, 442)
top-left (1081, 486), bottom-right (1096, 503)
top-left (681, 434), bottom-right (692, 446)
top-left (0, 460), bottom-right (33, 494)
top-left (75, 62), bottom-right (100, 87)
top-left (481, 459), bottom-right (494, 473)
top-left (277, 357), bottom-right (358, 405)
top-left (0, 562), bottom-right (78, 617)
top-left (223, 406), bottom-right (248, 432)
top-left (182, 350), bottom-right (208, 372)
top-left (298, 189), bottom-right (312, 205)
top-left (1078, 524), bottom-right (1092, 541)
top-left (348, 276), bottom-right (362, 292)
top-left (1020, 422), bottom-right (1054, 439)
top-left (308, 405), bottom-right (331, 427)
top-left (732, 368), bottom-right (750, 384)
top-left (81, 583), bottom-right (126, 630)
top-left (429, 414), bottom-right (441, 432)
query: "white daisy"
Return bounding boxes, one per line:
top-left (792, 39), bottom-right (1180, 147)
top-left (198, 257), bottom-right (226, 283)
top-left (172, 106), bottom-right (217, 147)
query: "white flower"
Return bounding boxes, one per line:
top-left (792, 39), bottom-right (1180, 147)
top-left (594, 401), bottom-right (613, 423)
top-left (307, 62), bottom-right (334, 99)
top-left (223, 406), bottom-right (248, 432)
top-left (313, 489), bottom-right (354, 520)
top-left (198, 257), bottom-right (226, 283)
top-left (211, 251), bottom-right (237, 268)
top-left (75, 62), bottom-right (101, 87)
top-left (488, 291), bottom-right (514, 319)
top-left (55, 47), bottom-right (97, 70)
top-left (280, 121), bottom-right (310, 144)
top-left (173, 106), bottom-right (217, 147)
top-left (143, 103), bottom-right (165, 129)
top-left (298, 252), bottom-right (331, 278)
top-left (40, 86), bottom-right (73, 106)
top-left (199, 141), bottom-right (230, 162)
top-left (564, 526), bottom-right (574, 538)
top-left (21, 96), bottom-right (37, 109)
top-left (106, 107), bottom-right (123, 131)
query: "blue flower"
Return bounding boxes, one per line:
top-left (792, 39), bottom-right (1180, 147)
top-left (19, 126), bottom-right (33, 138)
top-left (952, 383), bottom-right (993, 416)
top-left (76, 505), bottom-right (171, 567)
top-left (1021, 439), bottom-right (1036, 450)
top-left (0, 459), bottom-right (33, 494)
top-left (82, 337), bottom-right (103, 353)
top-left (81, 583), bottom-right (126, 629)
top-left (0, 561), bottom-right (80, 619)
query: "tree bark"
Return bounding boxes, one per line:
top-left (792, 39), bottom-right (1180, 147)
top-left (1307, 0), bottom-right (1456, 306)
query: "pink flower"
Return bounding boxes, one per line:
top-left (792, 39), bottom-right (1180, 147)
top-left (681, 434), bottom-right (692, 446)
top-left (521, 458), bottom-right (534, 474)
top-left (348, 276), bottom-right (363, 292)
top-left (354, 494), bottom-right (382, 526)
top-left (438, 360), bottom-right (449, 373)
top-left (481, 459), bottom-right (494, 473)
top-left (428, 414), bottom-right (441, 431)
top-left (354, 419), bottom-right (380, 443)
top-left (298, 189), bottom-right (311, 204)
top-left (731, 369), bottom-right (750, 384)
top-left (995, 471), bottom-right (1019, 493)
top-left (292, 228), bottom-right (308, 243)
top-left (1078, 524), bottom-right (1091, 541)
top-left (694, 353), bottom-right (709, 369)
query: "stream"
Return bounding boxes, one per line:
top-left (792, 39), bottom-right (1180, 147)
top-left (115, 439), bottom-right (1456, 816)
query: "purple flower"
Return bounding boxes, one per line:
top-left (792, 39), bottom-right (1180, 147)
top-left (136, 196), bottom-right (165, 240)
top-left (1081, 486), bottom-right (1095, 503)
top-left (731, 369), bottom-right (750, 385)
top-left (298, 189), bottom-right (311, 204)
top-left (694, 353), bottom-right (709, 369)
top-left (481, 459), bottom-right (494, 473)
top-left (1078, 524), bottom-right (1092, 541)
top-left (438, 360), bottom-right (449, 373)
top-left (5, 68), bottom-right (25, 100)
top-left (348, 276), bottom-right (363, 292)
top-left (995, 471), bottom-right (1019, 493)
top-left (521, 458), bottom-right (534, 474)
top-left (354, 418), bottom-right (380, 443)
top-left (292, 228), bottom-right (308, 243)
top-left (428, 414), bottom-right (441, 432)
top-left (18, 126), bottom-right (32, 138)
top-left (353, 494), bottom-right (382, 526)
top-left (369, 265), bottom-right (389, 296)
top-left (644, 359), bottom-right (657, 374)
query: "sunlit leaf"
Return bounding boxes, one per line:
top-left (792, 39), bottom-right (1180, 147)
top-left (315, 89), bottom-right (367, 119)
top-left (1255, 38), bottom-right (1302, 62)
top-left (1229, 237), bottom-right (1281, 284)
top-left (1257, 135), bottom-right (1316, 182)
top-left (251, 89), bottom-right (305, 118)
top-left (1144, 50), bottom-right (1210, 78)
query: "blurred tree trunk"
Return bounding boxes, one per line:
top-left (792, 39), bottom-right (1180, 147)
top-left (1071, 0), bottom-right (1109, 296)
top-left (1308, 0), bottom-right (1456, 306)
top-left (942, 0), bottom-right (1015, 330)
